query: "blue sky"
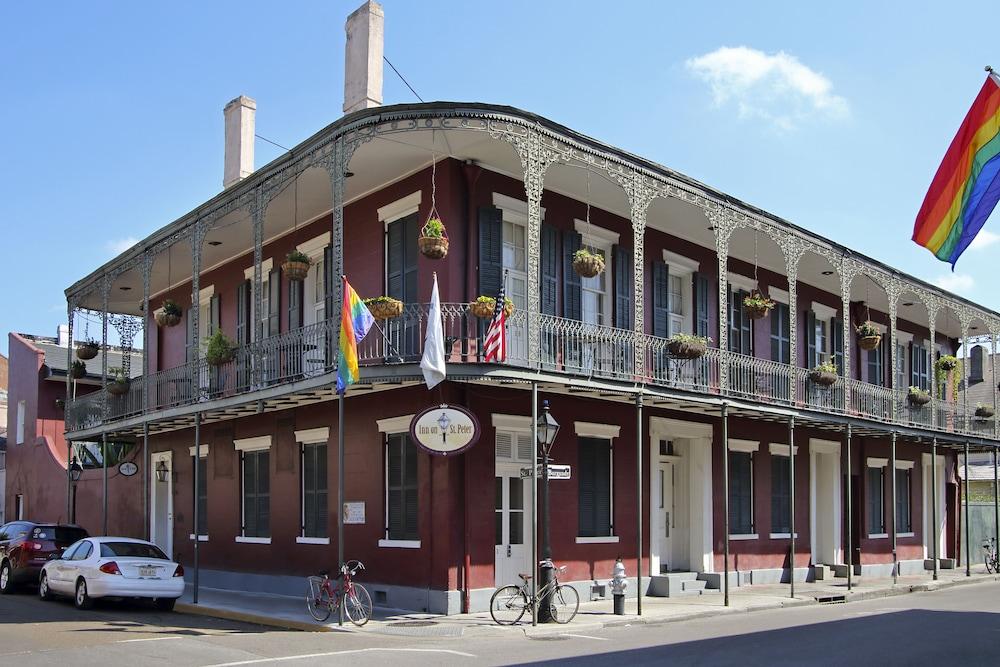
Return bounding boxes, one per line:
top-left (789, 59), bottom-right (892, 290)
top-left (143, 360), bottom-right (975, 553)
top-left (2, 1), bottom-right (998, 354)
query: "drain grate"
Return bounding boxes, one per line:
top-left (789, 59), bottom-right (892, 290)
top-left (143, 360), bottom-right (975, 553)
top-left (815, 594), bottom-right (847, 604)
top-left (386, 621), bottom-right (439, 628)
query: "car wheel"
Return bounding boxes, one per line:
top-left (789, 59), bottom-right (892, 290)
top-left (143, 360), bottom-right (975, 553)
top-left (74, 578), bottom-right (94, 610)
top-left (39, 573), bottom-right (53, 601)
top-left (154, 597), bottom-right (176, 612)
top-left (0, 561), bottom-right (14, 594)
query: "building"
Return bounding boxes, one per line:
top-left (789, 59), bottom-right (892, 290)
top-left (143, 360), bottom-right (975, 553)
top-left (1, 351), bottom-right (8, 523)
top-left (45, 2), bottom-right (1000, 614)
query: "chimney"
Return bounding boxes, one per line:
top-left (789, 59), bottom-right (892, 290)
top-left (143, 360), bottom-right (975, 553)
top-left (223, 95), bottom-right (257, 189)
top-left (343, 1), bottom-right (384, 114)
top-left (57, 324), bottom-right (70, 347)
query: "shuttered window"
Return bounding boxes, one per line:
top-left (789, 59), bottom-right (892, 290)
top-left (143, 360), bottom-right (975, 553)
top-left (540, 223), bottom-right (559, 316)
top-left (695, 274), bottom-right (711, 338)
top-left (288, 275), bottom-right (303, 330)
top-left (209, 294), bottom-right (221, 335)
top-left (728, 289), bottom-right (752, 355)
top-left (867, 345), bottom-right (884, 386)
top-left (562, 231), bottom-right (582, 321)
top-left (478, 206), bottom-right (503, 298)
top-left (577, 437), bottom-right (612, 537)
top-left (613, 245), bottom-right (632, 330)
top-left (770, 454), bottom-right (790, 534)
top-left (192, 454), bottom-right (208, 536)
top-left (895, 468), bottom-right (911, 533)
top-left (386, 433), bottom-right (419, 541)
top-left (910, 342), bottom-right (930, 391)
top-left (652, 262), bottom-right (670, 338)
top-left (867, 466), bottom-right (885, 534)
top-left (729, 451), bottom-right (754, 535)
top-left (267, 267), bottom-right (280, 337)
top-left (241, 450), bottom-right (270, 538)
top-left (831, 317), bottom-right (844, 374)
top-left (323, 245), bottom-right (335, 366)
top-left (236, 280), bottom-right (251, 346)
top-left (387, 213), bottom-right (420, 303)
top-left (301, 443), bottom-right (328, 538)
top-left (770, 303), bottom-right (790, 364)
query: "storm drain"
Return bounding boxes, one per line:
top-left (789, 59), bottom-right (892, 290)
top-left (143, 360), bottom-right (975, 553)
top-left (387, 621), bottom-right (438, 627)
top-left (376, 621), bottom-right (464, 638)
top-left (814, 593), bottom-right (847, 604)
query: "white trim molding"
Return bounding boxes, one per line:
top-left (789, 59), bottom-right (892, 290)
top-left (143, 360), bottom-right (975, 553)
top-left (234, 436), bottom-right (272, 452)
top-left (574, 219), bottom-right (621, 246)
top-left (296, 536), bottom-right (331, 545)
top-left (648, 417), bottom-right (713, 440)
top-left (235, 536), bottom-right (272, 545)
top-left (378, 539), bottom-right (421, 549)
top-left (295, 427), bottom-right (330, 444)
top-left (897, 532), bottom-right (916, 538)
top-left (198, 285), bottom-right (215, 302)
top-left (728, 533), bottom-right (759, 541)
top-left (189, 445), bottom-right (209, 458)
top-left (812, 302), bottom-right (838, 321)
top-left (574, 421), bottom-right (621, 439)
top-left (244, 258), bottom-right (273, 280)
top-left (493, 192), bottom-right (544, 220)
top-left (895, 460), bottom-right (916, 470)
top-left (769, 287), bottom-right (790, 304)
top-left (809, 438), bottom-right (841, 455)
top-left (662, 250), bottom-right (700, 274)
top-left (377, 191), bottom-right (421, 223)
top-left (575, 536), bottom-right (620, 544)
top-left (896, 330), bottom-right (914, 346)
top-left (768, 443), bottom-right (799, 457)
top-left (297, 232), bottom-right (331, 256)
top-left (867, 457), bottom-right (889, 468)
top-left (868, 533), bottom-right (889, 539)
top-left (728, 272), bottom-right (756, 293)
top-left (377, 415), bottom-right (415, 434)
top-left (492, 414), bottom-right (532, 432)
top-left (769, 533), bottom-right (799, 539)
top-left (188, 534), bottom-right (209, 542)
top-left (728, 439), bottom-right (760, 453)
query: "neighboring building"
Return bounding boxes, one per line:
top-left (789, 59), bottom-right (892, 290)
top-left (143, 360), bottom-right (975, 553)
top-left (1, 351), bottom-right (8, 523)
top-left (47, 2), bottom-right (997, 614)
top-left (5, 329), bottom-right (142, 536)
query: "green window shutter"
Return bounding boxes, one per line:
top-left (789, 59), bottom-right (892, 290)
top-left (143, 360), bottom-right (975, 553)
top-left (267, 268), bottom-right (280, 337)
top-left (478, 206), bottom-right (503, 298)
top-left (695, 273), bottom-right (710, 339)
top-left (288, 276), bottom-right (303, 330)
top-left (613, 245), bottom-right (632, 330)
top-left (562, 231), bottom-right (582, 321)
top-left (541, 223), bottom-right (559, 315)
top-left (652, 261), bottom-right (669, 338)
top-left (236, 280), bottom-right (250, 346)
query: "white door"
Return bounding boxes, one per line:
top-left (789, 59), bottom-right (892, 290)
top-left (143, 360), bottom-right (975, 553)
top-left (150, 452), bottom-right (174, 559)
top-left (494, 464), bottom-right (531, 587)
top-left (657, 461), bottom-right (674, 573)
top-left (502, 219), bottom-right (528, 364)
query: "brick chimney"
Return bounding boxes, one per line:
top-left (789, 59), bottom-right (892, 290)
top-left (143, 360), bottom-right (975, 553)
top-left (343, 1), bottom-right (384, 114)
top-left (223, 95), bottom-right (257, 189)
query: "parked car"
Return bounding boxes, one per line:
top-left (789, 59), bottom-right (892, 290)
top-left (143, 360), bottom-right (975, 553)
top-left (0, 521), bottom-right (89, 593)
top-left (39, 537), bottom-right (184, 611)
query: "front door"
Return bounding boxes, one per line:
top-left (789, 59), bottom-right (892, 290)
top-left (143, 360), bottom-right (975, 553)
top-left (495, 463), bottom-right (531, 587)
top-left (150, 452), bottom-right (174, 558)
top-left (657, 461), bottom-right (674, 573)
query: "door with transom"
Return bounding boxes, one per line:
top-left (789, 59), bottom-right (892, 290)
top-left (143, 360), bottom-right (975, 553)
top-left (657, 459), bottom-right (674, 573)
top-left (494, 429), bottom-right (534, 588)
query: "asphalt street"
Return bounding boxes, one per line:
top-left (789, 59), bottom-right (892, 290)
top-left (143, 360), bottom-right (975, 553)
top-left (0, 582), bottom-right (998, 665)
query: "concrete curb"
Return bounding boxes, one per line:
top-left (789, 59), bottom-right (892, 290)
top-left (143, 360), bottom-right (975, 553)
top-left (175, 602), bottom-right (340, 633)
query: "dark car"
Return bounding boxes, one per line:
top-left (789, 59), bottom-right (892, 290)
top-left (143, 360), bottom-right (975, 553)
top-left (0, 522), bottom-right (89, 592)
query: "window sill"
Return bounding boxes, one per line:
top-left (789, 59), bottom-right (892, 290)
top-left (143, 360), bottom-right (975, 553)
top-left (296, 536), bottom-right (330, 545)
top-left (728, 533), bottom-right (758, 541)
top-left (378, 539), bottom-right (421, 549)
top-left (188, 534), bottom-right (209, 542)
top-left (897, 532), bottom-right (915, 538)
top-left (575, 536), bottom-right (620, 544)
top-left (235, 536), bottom-right (271, 544)
top-left (868, 533), bottom-right (888, 539)
top-left (768, 533), bottom-right (798, 539)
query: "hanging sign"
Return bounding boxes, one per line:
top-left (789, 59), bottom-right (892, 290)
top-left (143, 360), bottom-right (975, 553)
top-left (118, 461), bottom-right (138, 477)
top-left (409, 404), bottom-right (481, 456)
top-left (343, 502), bottom-right (366, 525)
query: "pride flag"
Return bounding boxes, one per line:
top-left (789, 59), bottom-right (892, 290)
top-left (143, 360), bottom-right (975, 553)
top-left (337, 277), bottom-right (375, 394)
top-left (913, 70), bottom-right (1000, 267)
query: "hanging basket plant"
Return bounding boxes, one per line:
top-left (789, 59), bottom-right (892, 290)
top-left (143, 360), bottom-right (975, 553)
top-left (364, 296), bottom-right (404, 321)
top-left (76, 339), bottom-right (100, 360)
top-left (666, 333), bottom-right (711, 360)
top-left (106, 367), bottom-right (130, 396)
top-left (808, 361), bottom-right (839, 387)
top-left (907, 386), bottom-right (931, 407)
top-left (856, 321), bottom-right (882, 351)
top-left (155, 299), bottom-right (183, 327)
top-left (743, 291), bottom-right (774, 320)
top-left (469, 296), bottom-right (515, 319)
top-left (418, 216), bottom-right (449, 260)
top-left (936, 355), bottom-right (958, 373)
top-left (975, 403), bottom-right (995, 419)
top-left (282, 249), bottom-right (312, 282)
top-left (205, 330), bottom-right (237, 366)
top-left (572, 248), bottom-right (605, 278)
top-left (55, 397), bottom-right (65, 411)
top-left (70, 360), bottom-right (87, 379)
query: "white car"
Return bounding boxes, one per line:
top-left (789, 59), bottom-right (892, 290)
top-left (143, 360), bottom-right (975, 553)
top-left (39, 536), bottom-right (184, 611)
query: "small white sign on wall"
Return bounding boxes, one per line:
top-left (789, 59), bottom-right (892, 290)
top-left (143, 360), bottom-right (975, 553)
top-left (343, 501), bottom-right (365, 525)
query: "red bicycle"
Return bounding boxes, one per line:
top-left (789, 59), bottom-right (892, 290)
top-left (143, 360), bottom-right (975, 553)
top-left (306, 560), bottom-right (373, 626)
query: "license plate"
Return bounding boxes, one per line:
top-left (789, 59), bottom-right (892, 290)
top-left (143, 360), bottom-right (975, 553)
top-left (139, 566), bottom-right (157, 578)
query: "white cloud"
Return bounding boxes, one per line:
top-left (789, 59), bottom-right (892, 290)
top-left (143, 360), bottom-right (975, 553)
top-left (968, 229), bottom-right (999, 250)
top-left (685, 46), bottom-right (849, 130)
top-left (106, 237), bottom-right (138, 257)
top-left (934, 273), bottom-right (975, 293)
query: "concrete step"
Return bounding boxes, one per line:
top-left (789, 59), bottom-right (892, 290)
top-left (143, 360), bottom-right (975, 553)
top-left (682, 578), bottom-right (708, 592)
top-left (648, 572), bottom-right (701, 597)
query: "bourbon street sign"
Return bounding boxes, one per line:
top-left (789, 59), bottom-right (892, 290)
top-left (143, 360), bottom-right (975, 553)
top-left (409, 404), bottom-right (481, 457)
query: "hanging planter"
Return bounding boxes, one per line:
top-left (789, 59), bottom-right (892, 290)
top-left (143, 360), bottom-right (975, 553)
top-left (418, 217), bottom-right (449, 259)
top-left (282, 249), bottom-right (312, 282)
top-left (106, 367), bottom-right (130, 396)
top-left (469, 296), bottom-right (515, 319)
top-left (205, 330), bottom-right (237, 366)
top-left (907, 386), bottom-right (931, 407)
top-left (666, 333), bottom-right (711, 360)
top-left (155, 299), bottom-right (183, 327)
top-left (808, 362), bottom-right (838, 387)
top-left (573, 248), bottom-right (605, 278)
top-left (975, 404), bottom-right (995, 419)
top-left (364, 296), bottom-right (404, 321)
top-left (55, 397), bottom-right (65, 411)
top-left (743, 291), bottom-right (774, 320)
top-left (76, 339), bottom-right (100, 360)
top-left (855, 321), bottom-right (882, 351)
top-left (936, 355), bottom-right (958, 373)
top-left (70, 360), bottom-right (87, 379)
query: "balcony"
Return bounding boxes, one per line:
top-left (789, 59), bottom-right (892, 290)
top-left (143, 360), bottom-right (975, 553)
top-left (66, 303), bottom-right (996, 440)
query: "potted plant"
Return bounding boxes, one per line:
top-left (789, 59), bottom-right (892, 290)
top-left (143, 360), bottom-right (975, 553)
top-left (743, 291), bottom-right (774, 320)
top-left (70, 360), bottom-right (87, 379)
top-left (155, 299), bottom-right (183, 327)
top-left (856, 321), bottom-right (882, 351)
top-left (936, 355), bottom-right (958, 373)
top-left (469, 295), bottom-right (515, 319)
top-left (282, 249), bottom-right (312, 282)
top-left (666, 333), bottom-right (711, 359)
top-left (205, 330), bottom-right (237, 366)
top-left (907, 386), bottom-right (931, 407)
top-left (76, 339), bottom-right (100, 360)
top-left (572, 248), bottom-right (605, 278)
top-left (106, 366), bottom-right (130, 396)
top-left (418, 217), bottom-right (449, 259)
top-left (975, 403), bottom-right (995, 419)
top-left (808, 361), bottom-right (839, 387)
top-left (363, 296), bottom-right (404, 321)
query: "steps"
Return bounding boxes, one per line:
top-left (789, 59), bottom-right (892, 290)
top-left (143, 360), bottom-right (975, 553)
top-left (648, 571), bottom-right (720, 598)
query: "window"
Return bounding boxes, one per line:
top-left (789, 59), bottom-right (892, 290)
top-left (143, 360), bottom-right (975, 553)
top-left (867, 346), bottom-right (884, 386)
top-left (770, 454), bottom-right (791, 534)
top-left (695, 274), bottom-right (710, 338)
top-left (386, 433), bottom-right (419, 541)
top-left (728, 288), bottom-right (752, 355)
top-left (60, 541), bottom-right (83, 560)
top-left (807, 312), bottom-right (828, 368)
top-left (73, 541), bottom-right (93, 560)
top-left (241, 450), bottom-right (270, 539)
top-left (868, 466), bottom-right (885, 535)
top-left (16, 400), bottom-right (25, 444)
top-left (895, 468), bottom-right (912, 533)
top-left (578, 438), bottom-right (613, 537)
top-left (729, 452), bottom-right (754, 535)
top-left (669, 275), bottom-right (683, 317)
top-left (14, 495), bottom-right (24, 520)
top-left (100, 542), bottom-right (168, 559)
top-left (581, 247), bottom-right (609, 326)
top-left (313, 253), bottom-right (326, 322)
top-left (192, 453), bottom-right (208, 537)
top-left (770, 303), bottom-right (791, 364)
top-left (911, 342), bottom-right (930, 391)
top-left (495, 476), bottom-right (525, 546)
top-left (302, 443), bottom-right (328, 539)
top-left (970, 345), bottom-right (985, 383)
top-left (896, 342), bottom-right (907, 389)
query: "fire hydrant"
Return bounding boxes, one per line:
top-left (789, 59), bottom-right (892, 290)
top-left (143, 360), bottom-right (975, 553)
top-left (609, 557), bottom-right (628, 615)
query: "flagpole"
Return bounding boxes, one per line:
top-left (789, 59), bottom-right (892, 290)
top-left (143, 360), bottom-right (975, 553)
top-left (337, 389), bottom-right (345, 627)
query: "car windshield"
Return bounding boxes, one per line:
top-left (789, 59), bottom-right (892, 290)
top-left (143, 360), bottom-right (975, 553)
top-left (33, 526), bottom-right (88, 543)
top-left (99, 542), bottom-right (168, 559)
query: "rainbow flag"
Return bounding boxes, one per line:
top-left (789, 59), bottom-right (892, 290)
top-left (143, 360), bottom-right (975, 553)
top-left (913, 70), bottom-right (1000, 267)
top-left (337, 277), bottom-right (375, 394)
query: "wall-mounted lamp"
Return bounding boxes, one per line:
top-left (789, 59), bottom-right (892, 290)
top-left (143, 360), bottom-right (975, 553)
top-left (155, 460), bottom-right (169, 483)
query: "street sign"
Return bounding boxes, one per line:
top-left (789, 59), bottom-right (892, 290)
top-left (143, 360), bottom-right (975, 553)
top-left (520, 464), bottom-right (571, 480)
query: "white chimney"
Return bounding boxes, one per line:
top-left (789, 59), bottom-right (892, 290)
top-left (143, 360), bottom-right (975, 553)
top-left (343, 1), bottom-right (384, 114)
top-left (223, 95), bottom-right (257, 189)
top-left (57, 324), bottom-right (70, 347)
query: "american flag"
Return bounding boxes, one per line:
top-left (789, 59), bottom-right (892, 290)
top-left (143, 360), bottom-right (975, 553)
top-left (483, 277), bottom-right (507, 363)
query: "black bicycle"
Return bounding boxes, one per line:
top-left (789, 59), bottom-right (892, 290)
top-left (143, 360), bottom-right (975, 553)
top-left (984, 538), bottom-right (1000, 574)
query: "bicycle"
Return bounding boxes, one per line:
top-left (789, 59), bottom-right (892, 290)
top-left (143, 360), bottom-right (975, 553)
top-left (984, 538), bottom-right (1000, 574)
top-left (306, 559), bottom-right (373, 626)
top-left (489, 559), bottom-right (580, 625)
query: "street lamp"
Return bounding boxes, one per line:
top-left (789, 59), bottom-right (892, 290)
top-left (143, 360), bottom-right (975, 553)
top-left (69, 458), bottom-right (83, 524)
top-left (155, 460), bottom-right (169, 483)
top-left (536, 400), bottom-right (560, 622)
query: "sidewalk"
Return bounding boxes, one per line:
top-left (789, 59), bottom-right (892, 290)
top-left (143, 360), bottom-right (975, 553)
top-left (176, 566), bottom-right (1000, 637)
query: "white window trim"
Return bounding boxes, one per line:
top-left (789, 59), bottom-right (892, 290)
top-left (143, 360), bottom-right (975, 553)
top-left (189, 445), bottom-right (210, 457)
top-left (812, 302), bottom-right (838, 321)
top-left (494, 192), bottom-right (544, 221)
top-left (896, 331), bottom-right (914, 346)
top-left (234, 436), bottom-right (272, 452)
top-left (898, 532), bottom-right (916, 538)
top-left (377, 415), bottom-right (415, 434)
top-left (662, 250), bottom-right (699, 274)
top-left (575, 536), bottom-right (620, 544)
top-left (244, 258), bottom-right (273, 280)
top-left (15, 400), bottom-right (25, 445)
top-left (895, 460), bottom-right (915, 470)
top-left (492, 414), bottom-right (532, 432)
top-left (297, 232), bottom-right (331, 257)
top-left (769, 287), bottom-right (790, 305)
top-left (574, 428), bottom-right (617, 539)
top-left (728, 533), bottom-right (759, 541)
top-left (768, 443), bottom-right (799, 457)
top-left (198, 285), bottom-right (215, 303)
top-left (378, 539), bottom-right (421, 549)
top-left (728, 272), bottom-right (756, 293)
top-left (810, 438), bottom-right (840, 455)
top-left (295, 427), bottom-right (330, 444)
top-left (867, 457), bottom-right (889, 468)
top-left (188, 534), bottom-right (209, 542)
top-left (378, 191), bottom-right (421, 224)
top-left (296, 537), bottom-right (331, 545)
top-left (235, 536), bottom-right (272, 545)
top-left (728, 439), bottom-right (760, 453)
top-left (574, 422), bottom-right (621, 439)
top-left (769, 533), bottom-right (799, 539)
top-left (868, 533), bottom-right (889, 539)
top-left (574, 219), bottom-right (620, 246)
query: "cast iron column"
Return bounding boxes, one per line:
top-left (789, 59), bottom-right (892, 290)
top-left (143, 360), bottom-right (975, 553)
top-left (530, 383), bottom-right (538, 626)
top-left (789, 416), bottom-right (796, 599)
top-left (722, 402), bottom-right (730, 606)
top-left (65, 301), bottom-right (74, 524)
top-left (965, 441), bottom-right (972, 577)
top-left (193, 412), bottom-right (201, 604)
top-left (890, 431), bottom-right (897, 585)
top-left (845, 423), bottom-right (853, 590)
top-left (538, 435), bottom-right (553, 622)
top-left (932, 437), bottom-right (939, 581)
top-left (994, 447), bottom-right (999, 563)
top-left (636, 393), bottom-right (643, 615)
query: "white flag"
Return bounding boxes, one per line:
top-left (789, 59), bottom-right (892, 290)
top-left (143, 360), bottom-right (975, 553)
top-left (420, 273), bottom-right (446, 389)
